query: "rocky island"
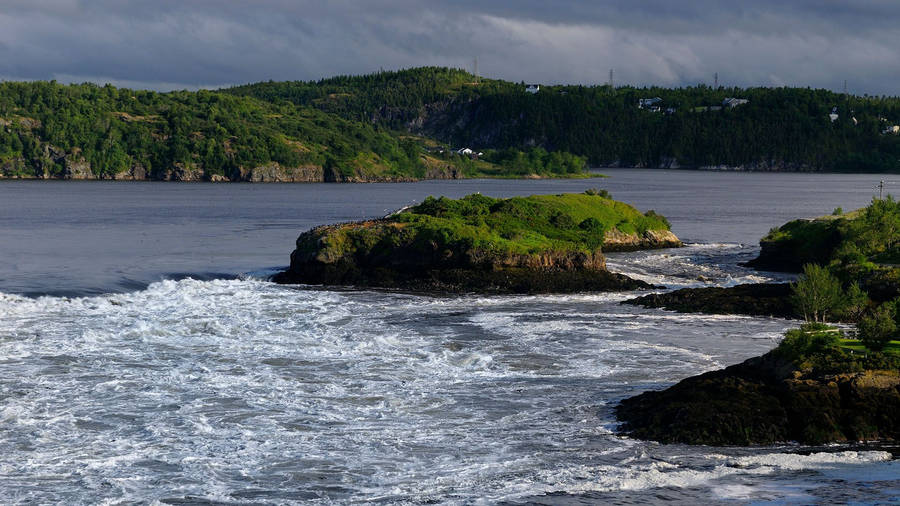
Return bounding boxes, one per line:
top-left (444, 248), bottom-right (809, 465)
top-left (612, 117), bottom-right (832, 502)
top-left (618, 198), bottom-right (900, 445)
top-left (272, 191), bottom-right (682, 293)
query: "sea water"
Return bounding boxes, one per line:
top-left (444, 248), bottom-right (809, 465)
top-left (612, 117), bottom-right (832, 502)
top-left (0, 170), bottom-right (897, 503)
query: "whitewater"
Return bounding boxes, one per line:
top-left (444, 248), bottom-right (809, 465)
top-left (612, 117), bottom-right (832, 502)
top-left (1, 171), bottom-right (897, 503)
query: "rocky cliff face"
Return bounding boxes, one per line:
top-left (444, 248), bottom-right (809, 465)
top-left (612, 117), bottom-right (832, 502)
top-left (244, 163), bottom-right (325, 182)
top-left (616, 352), bottom-right (900, 445)
top-left (0, 147), bottom-right (465, 183)
top-left (602, 229), bottom-right (682, 252)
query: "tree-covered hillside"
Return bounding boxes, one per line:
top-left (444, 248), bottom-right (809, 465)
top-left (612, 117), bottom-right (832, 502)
top-left (6, 67), bottom-right (900, 181)
top-left (0, 79), bottom-right (587, 182)
top-left (229, 67), bottom-right (900, 172)
top-left (0, 81), bottom-right (435, 181)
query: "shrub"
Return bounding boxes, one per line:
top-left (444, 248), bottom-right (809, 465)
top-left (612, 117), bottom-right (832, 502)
top-left (644, 210), bottom-right (671, 229)
top-left (857, 305), bottom-right (896, 352)
top-left (584, 188), bottom-right (610, 198)
top-left (776, 324), bottom-right (842, 363)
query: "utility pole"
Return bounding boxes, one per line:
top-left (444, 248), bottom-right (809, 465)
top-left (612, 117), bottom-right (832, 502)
top-left (473, 57), bottom-right (479, 84)
top-left (877, 180), bottom-right (885, 200)
top-left (714, 72), bottom-right (718, 89)
top-left (609, 68), bottom-right (614, 89)
top-left (844, 79), bottom-right (849, 110)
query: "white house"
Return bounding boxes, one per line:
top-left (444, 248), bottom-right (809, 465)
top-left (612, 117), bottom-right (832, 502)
top-left (883, 125), bottom-right (900, 135)
top-left (457, 148), bottom-right (474, 156)
top-left (525, 84), bottom-right (540, 94)
top-left (829, 107), bottom-right (839, 122)
top-left (722, 98), bottom-right (749, 108)
top-left (638, 97), bottom-right (662, 109)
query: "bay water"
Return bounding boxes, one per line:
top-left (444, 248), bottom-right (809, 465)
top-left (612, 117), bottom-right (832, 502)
top-left (0, 170), bottom-right (897, 504)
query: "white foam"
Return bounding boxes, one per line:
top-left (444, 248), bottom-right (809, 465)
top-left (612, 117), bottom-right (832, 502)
top-left (0, 278), bottom-right (885, 504)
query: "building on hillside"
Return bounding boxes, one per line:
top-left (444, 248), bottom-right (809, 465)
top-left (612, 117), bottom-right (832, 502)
top-left (829, 106), bottom-right (839, 122)
top-left (456, 147), bottom-right (483, 159)
top-left (722, 97), bottom-right (749, 108)
top-left (883, 125), bottom-right (900, 135)
top-left (638, 97), bottom-right (663, 110)
top-left (525, 84), bottom-right (540, 94)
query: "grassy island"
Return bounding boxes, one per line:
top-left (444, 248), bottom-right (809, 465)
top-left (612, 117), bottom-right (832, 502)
top-left (629, 197), bottom-right (900, 325)
top-left (272, 191), bottom-right (681, 293)
top-left (616, 324), bottom-right (900, 445)
top-left (619, 200), bottom-right (900, 445)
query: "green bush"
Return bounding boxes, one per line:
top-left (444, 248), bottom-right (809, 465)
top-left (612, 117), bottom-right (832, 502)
top-left (857, 305), bottom-right (897, 351)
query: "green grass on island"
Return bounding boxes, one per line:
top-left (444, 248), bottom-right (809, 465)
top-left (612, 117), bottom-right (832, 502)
top-left (840, 338), bottom-right (900, 355)
top-left (299, 191), bottom-right (677, 265)
top-left (775, 323), bottom-right (900, 373)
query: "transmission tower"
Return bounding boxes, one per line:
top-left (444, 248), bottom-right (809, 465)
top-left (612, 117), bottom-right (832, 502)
top-left (714, 72), bottom-right (718, 89)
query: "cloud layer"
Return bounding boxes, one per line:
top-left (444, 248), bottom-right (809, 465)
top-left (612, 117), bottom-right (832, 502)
top-left (1, 0), bottom-right (898, 94)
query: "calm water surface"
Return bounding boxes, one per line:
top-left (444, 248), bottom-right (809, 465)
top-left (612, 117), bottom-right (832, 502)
top-left (0, 170), bottom-right (897, 504)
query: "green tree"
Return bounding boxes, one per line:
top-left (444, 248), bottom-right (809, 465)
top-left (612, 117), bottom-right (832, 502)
top-left (791, 263), bottom-right (844, 322)
top-left (837, 282), bottom-right (870, 322)
top-left (857, 304), bottom-right (896, 351)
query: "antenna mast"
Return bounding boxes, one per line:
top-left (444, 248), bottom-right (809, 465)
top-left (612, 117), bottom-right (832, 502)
top-left (609, 68), bottom-right (614, 89)
top-left (714, 72), bottom-right (718, 89)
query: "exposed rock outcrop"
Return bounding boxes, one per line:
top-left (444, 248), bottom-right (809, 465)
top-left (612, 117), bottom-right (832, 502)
top-left (163, 163), bottom-right (204, 182)
top-left (272, 219), bottom-right (651, 293)
top-left (246, 163), bottom-right (325, 182)
top-left (111, 164), bottom-right (148, 180)
top-left (624, 283), bottom-right (794, 318)
top-left (602, 229), bottom-right (682, 252)
top-left (616, 352), bottom-right (900, 445)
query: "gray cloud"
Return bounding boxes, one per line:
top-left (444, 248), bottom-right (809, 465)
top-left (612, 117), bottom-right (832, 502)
top-left (0, 1), bottom-right (898, 95)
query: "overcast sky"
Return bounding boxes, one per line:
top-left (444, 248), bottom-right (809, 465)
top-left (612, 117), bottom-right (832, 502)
top-left (1, 0), bottom-right (898, 95)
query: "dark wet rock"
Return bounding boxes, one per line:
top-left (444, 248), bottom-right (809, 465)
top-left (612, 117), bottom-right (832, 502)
top-left (623, 283), bottom-right (794, 318)
top-left (616, 352), bottom-right (900, 445)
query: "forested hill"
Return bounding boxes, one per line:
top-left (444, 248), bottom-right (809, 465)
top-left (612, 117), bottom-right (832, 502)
top-left (228, 67), bottom-right (900, 172)
top-left (5, 68), bottom-right (900, 182)
top-left (0, 79), bottom-right (585, 182)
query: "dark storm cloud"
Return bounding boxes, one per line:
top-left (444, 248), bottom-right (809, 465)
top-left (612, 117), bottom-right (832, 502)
top-left (1, 0), bottom-right (898, 94)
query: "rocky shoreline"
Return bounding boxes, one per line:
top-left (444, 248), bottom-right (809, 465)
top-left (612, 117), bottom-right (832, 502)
top-left (623, 283), bottom-right (795, 319)
top-left (616, 348), bottom-right (900, 445)
top-left (0, 152), bottom-right (464, 183)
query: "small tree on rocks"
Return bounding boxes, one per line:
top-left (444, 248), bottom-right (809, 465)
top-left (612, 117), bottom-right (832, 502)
top-left (791, 264), bottom-right (844, 322)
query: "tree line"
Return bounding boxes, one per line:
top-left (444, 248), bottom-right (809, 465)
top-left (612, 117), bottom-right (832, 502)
top-left (228, 67), bottom-right (900, 172)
